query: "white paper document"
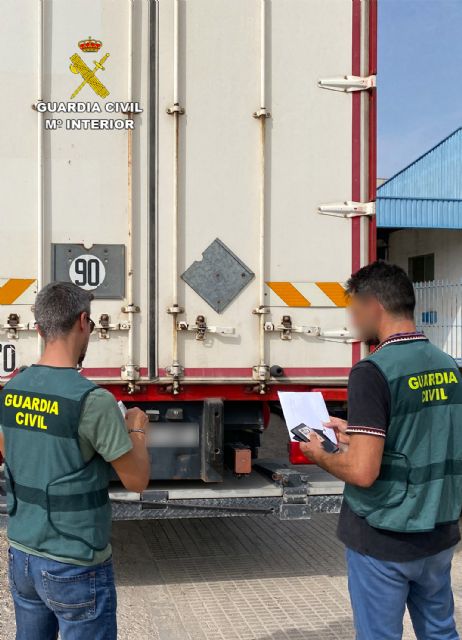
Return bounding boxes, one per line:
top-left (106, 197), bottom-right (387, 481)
top-left (277, 391), bottom-right (337, 444)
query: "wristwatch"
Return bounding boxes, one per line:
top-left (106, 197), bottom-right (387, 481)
top-left (128, 428), bottom-right (146, 435)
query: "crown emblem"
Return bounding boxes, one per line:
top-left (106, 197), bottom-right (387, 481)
top-left (78, 36), bottom-right (102, 53)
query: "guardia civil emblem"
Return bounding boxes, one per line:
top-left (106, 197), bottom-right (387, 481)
top-left (69, 37), bottom-right (110, 100)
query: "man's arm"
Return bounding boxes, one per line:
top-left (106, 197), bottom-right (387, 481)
top-left (78, 391), bottom-right (150, 493)
top-left (111, 408), bottom-right (150, 493)
top-left (300, 432), bottom-right (384, 487)
top-left (299, 361), bottom-right (390, 487)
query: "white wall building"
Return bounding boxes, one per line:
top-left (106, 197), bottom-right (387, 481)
top-left (388, 229), bottom-right (462, 282)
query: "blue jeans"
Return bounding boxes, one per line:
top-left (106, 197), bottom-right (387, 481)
top-left (8, 546), bottom-right (117, 640)
top-left (346, 546), bottom-right (459, 640)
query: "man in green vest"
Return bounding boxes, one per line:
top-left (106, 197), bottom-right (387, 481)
top-left (300, 261), bottom-right (461, 640)
top-left (0, 282), bottom-right (150, 640)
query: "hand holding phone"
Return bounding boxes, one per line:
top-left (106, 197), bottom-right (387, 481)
top-left (291, 423), bottom-right (339, 454)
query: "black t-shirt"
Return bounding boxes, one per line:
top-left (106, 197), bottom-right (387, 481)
top-left (337, 359), bottom-right (461, 562)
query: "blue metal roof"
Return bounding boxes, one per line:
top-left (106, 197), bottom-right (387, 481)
top-left (377, 127), bottom-right (462, 229)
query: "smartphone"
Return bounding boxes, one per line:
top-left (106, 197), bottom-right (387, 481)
top-left (291, 423), bottom-right (340, 454)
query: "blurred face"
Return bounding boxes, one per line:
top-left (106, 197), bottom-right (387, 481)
top-left (77, 311), bottom-right (94, 366)
top-left (348, 293), bottom-right (383, 342)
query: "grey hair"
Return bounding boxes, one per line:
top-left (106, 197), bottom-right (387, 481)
top-left (34, 282), bottom-right (93, 341)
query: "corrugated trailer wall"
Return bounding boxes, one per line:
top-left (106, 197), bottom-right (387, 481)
top-left (0, 0), bottom-right (151, 385)
top-left (0, 0), bottom-right (376, 395)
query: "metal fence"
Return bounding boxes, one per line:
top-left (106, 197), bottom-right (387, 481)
top-left (414, 281), bottom-right (462, 363)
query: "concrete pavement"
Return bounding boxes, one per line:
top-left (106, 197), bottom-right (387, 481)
top-left (2, 513), bottom-right (460, 639)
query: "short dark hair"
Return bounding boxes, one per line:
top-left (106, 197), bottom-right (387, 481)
top-left (346, 261), bottom-right (415, 319)
top-left (34, 282), bottom-right (93, 341)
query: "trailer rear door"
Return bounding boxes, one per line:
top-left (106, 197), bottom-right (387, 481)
top-left (155, 0), bottom-right (377, 386)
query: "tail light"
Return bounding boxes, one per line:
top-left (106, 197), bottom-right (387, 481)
top-left (289, 441), bottom-right (315, 465)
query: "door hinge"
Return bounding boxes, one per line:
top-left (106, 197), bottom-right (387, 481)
top-left (264, 318), bottom-right (358, 343)
top-left (121, 364), bottom-right (141, 384)
top-left (95, 314), bottom-right (130, 339)
top-left (253, 107), bottom-right (271, 119)
top-left (122, 304), bottom-right (140, 314)
top-left (177, 316), bottom-right (235, 341)
top-left (252, 364), bottom-right (270, 383)
top-left (2, 314), bottom-right (32, 339)
top-left (265, 318), bottom-right (320, 341)
top-left (318, 201), bottom-right (376, 219)
top-left (166, 103), bottom-right (185, 115)
top-left (318, 74), bottom-right (376, 92)
top-left (318, 329), bottom-right (359, 344)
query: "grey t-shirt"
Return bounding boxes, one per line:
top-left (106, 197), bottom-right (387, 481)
top-left (78, 388), bottom-right (133, 463)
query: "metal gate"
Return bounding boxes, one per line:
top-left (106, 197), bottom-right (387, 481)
top-left (414, 281), bottom-right (462, 363)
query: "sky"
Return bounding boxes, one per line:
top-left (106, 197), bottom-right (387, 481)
top-left (378, 0), bottom-right (462, 179)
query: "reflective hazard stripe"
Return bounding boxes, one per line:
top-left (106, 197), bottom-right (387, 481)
top-left (315, 282), bottom-right (349, 307)
top-left (0, 279), bottom-right (37, 305)
top-left (265, 282), bottom-right (311, 307)
top-left (266, 282), bottom-right (348, 308)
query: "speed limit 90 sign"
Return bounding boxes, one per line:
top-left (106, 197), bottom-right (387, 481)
top-left (69, 254), bottom-right (106, 291)
top-left (52, 244), bottom-right (125, 299)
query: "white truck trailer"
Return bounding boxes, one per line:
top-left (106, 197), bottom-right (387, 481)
top-left (0, 0), bottom-right (377, 519)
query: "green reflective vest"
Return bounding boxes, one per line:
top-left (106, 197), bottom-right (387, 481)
top-left (344, 335), bottom-right (462, 532)
top-left (0, 365), bottom-right (112, 562)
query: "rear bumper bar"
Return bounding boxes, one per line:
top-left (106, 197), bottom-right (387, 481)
top-left (110, 461), bottom-right (344, 521)
top-left (0, 460), bottom-right (344, 521)
top-left (111, 494), bottom-right (343, 520)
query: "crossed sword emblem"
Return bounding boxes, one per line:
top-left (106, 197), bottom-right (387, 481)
top-left (69, 52), bottom-right (110, 100)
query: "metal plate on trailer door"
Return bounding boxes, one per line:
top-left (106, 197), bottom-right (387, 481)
top-left (52, 244), bottom-right (125, 299)
top-left (181, 238), bottom-right (254, 313)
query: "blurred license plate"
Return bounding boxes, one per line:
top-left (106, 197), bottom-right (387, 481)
top-left (147, 423), bottom-right (199, 448)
